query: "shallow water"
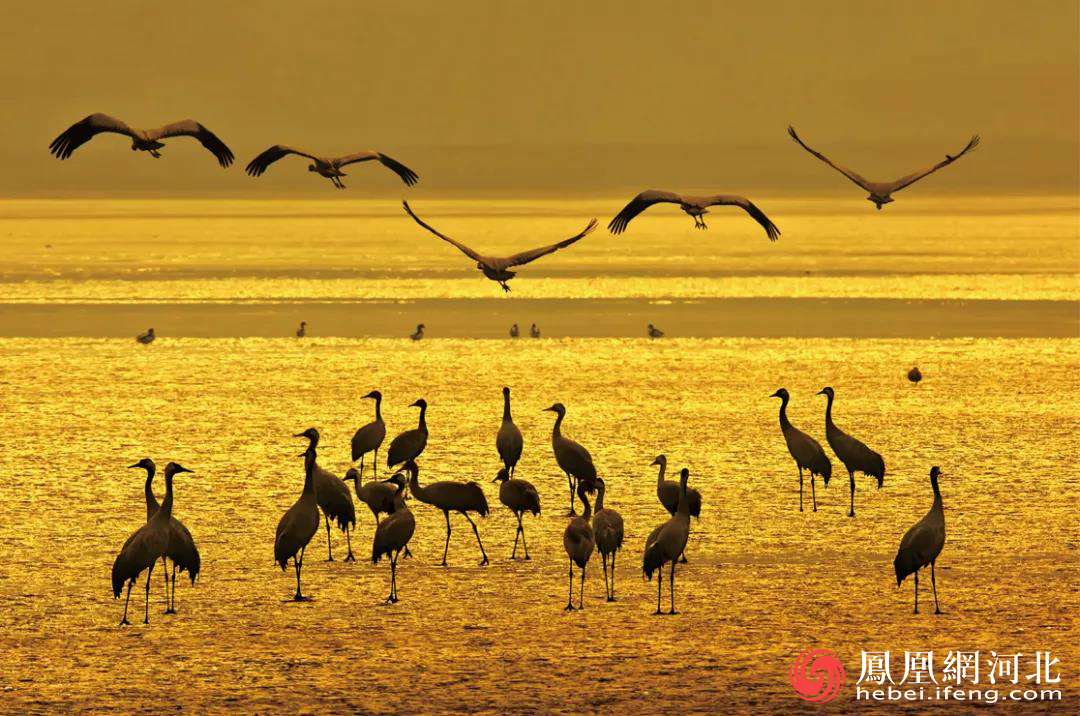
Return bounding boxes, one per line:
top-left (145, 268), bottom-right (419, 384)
top-left (0, 199), bottom-right (1077, 712)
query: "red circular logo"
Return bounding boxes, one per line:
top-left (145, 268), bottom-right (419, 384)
top-left (789, 648), bottom-right (845, 702)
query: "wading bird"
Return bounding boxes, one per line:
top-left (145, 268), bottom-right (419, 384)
top-left (296, 321), bottom-right (306, 338)
top-left (908, 366), bottom-right (923, 384)
top-left (136, 328), bottom-right (155, 344)
top-left (648, 324), bottom-right (664, 338)
top-left (608, 190), bottom-right (780, 240)
top-left (544, 402), bottom-right (597, 514)
top-left (275, 446), bottom-right (321, 601)
top-left (127, 458), bottom-right (200, 615)
top-left (112, 462), bottom-right (194, 625)
top-left (345, 466), bottom-right (413, 559)
top-left (403, 201), bottom-right (597, 293)
top-left (387, 399), bottom-right (428, 468)
top-left (817, 387), bottom-right (885, 517)
top-left (497, 387), bottom-right (523, 477)
top-left (642, 468), bottom-right (691, 615)
top-left (592, 478), bottom-right (624, 602)
top-left (245, 145), bottom-right (418, 189)
top-left (530, 323), bottom-right (541, 338)
top-left (351, 390), bottom-right (387, 481)
top-left (372, 473), bottom-right (415, 603)
top-left (295, 428), bottom-right (357, 561)
top-left (894, 467), bottom-right (946, 614)
top-left (50, 114), bottom-right (234, 167)
top-left (410, 324), bottom-right (425, 341)
top-left (787, 126), bottom-right (980, 210)
top-left (771, 389), bottom-right (832, 512)
top-left (404, 460), bottom-right (490, 566)
top-left (510, 324), bottom-right (519, 338)
top-left (651, 455), bottom-right (702, 562)
top-left (563, 481), bottom-right (595, 611)
top-left (493, 468), bottom-right (541, 560)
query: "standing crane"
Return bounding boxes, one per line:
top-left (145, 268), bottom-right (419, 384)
top-left (493, 468), bottom-right (541, 560)
top-left (643, 468), bottom-right (692, 615)
top-left (112, 462), bottom-right (194, 625)
top-left (770, 389), bottom-right (832, 512)
top-left (592, 478), bottom-right (624, 602)
top-left (351, 390), bottom-right (387, 481)
top-left (387, 399), bottom-right (428, 468)
top-left (544, 402), bottom-right (597, 514)
top-left (894, 467), bottom-right (946, 614)
top-left (817, 387), bottom-right (885, 517)
top-left (372, 474), bottom-right (415, 603)
top-left (562, 481), bottom-right (595, 611)
top-left (295, 428), bottom-right (357, 561)
top-left (496, 386), bottom-right (524, 476)
top-left (651, 455), bottom-right (702, 562)
top-left (404, 460), bottom-right (490, 566)
top-left (275, 445), bottom-right (321, 601)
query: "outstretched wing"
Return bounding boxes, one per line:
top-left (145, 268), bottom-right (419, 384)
top-left (787, 126), bottom-right (872, 192)
top-left (503, 218), bottom-right (598, 267)
top-left (336, 151), bottom-right (420, 186)
top-left (706, 195), bottom-right (781, 241)
top-left (245, 145), bottom-right (320, 176)
top-left (607, 190), bottom-right (683, 234)
top-left (402, 201), bottom-right (482, 262)
top-left (48, 113), bottom-right (137, 159)
top-left (147, 119), bottom-right (234, 167)
top-left (885, 135), bottom-right (980, 194)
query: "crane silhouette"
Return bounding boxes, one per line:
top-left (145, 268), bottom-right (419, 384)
top-left (497, 387), bottom-right (524, 476)
top-left (372, 473), bottom-right (415, 603)
top-left (592, 478), bottom-right (624, 602)
top-left (493, 468), bottom-right (541, 560)
top-left (351, 390), bottom-right (387, 482)
top-left (404, 460), bottom-right (490, 566)
top-left (544, 402), bottom-right (597, 514)
top-left (643, 468), bottom-right (692, 615)
top-left (817, 387), bottom-right (885, 517)
top-left (771, 389), bottom-right (832, 511)
top-left (563, 481), bottom-right (595, 611)
top-left (387, 399), bottom-right (428, 468)
top-left (894, 467), bottom-right (947, 614)
top-left (274, 446), bottom-right (320, 601)
top-left (295, 428), bottom-right (357, 561)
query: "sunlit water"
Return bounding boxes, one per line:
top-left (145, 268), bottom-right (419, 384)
top-left (0, 199), bottom-right (1077, 712)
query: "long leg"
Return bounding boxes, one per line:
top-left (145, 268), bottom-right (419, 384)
top-left (610, 551), bottom-right (617, 601)
top-left (913, 570), bottom-right (919, 614)
top-left (168, 563), bottom-right (178, 614)
top-left (849, 470), bottom-right (856, 518)
top-left (567, 474), bottom-right (576, 515)
top-left (441, 511), bottom-right (451, 566)
top-left (798, 466), bottom-right (804, 512)
top-left (655, 565), bottom-right (663, 615)
top-left (161, 557), bottom-right (170, 610)
top-left (344, 525), bottom-right (355, 562)
top-left (931, 561), bottom-right (941, 615)
top-left (373, 448), bottom-right (378, 480)
top-left (579, 565), bottom-right (586, 610)
top-left (387, 554), bottom-right (397, 603)
top-left (143, 562), bottom-right (155, 624)
top-left (520, 515), bottom-right (531, 560)
top-left (463, 512), bottom-right (489, 565)
top-left (324, 515), bottom-right (334, 561)
top-left (120, 579), bottom-right (134, 625)
top-left (600, 553), bottom-right (610, 601)
top-left (511, 513), bottom-right (521, 559)
top-left (669, 560), bottom-right (678, 615)
top-left (811, 473), bottom-right (817, 512)
top-left (565, 562), bottom-right (575, 611)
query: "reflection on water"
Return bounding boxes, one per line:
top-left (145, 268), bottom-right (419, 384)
top-left (0, 336), bottom-right (1076, 711)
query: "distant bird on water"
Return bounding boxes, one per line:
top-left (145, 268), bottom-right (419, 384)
top-left (496, 386), bottom-right (524, 477)
top-left (136, 328), bottom-right (155, 344)
top-left (817, 387), bottom-right (885, 517)
top-left (787, 126), bottom-right (980, 210)
top-left (894, 466), bottom-right (946, 614)
top-left (651, 455), bottom-right (701, 562)
top-left (294, 428), bottom-right (357, 562)
top-left (493, 468), bottom-right (541, 560)
top-left (648, 324), bottom-right (664, 338)
top-left (296, 321), bottom-right (306, 338)
top-left (275, 446), bottom-right (321, 601)
top-left (372, 472), bottom-right (414, 603)
top-left (908, 366), bottom-right (923, 384)
top-left (771, 388), bottom-right (832, 512)
top-left (592, 478), bottom-right (624, 602)
top-left (510, 323), bottom-right (520, 338)
top-left (387, 399), bottom-right (428, 469)
top-left (643, 467), bottom-right (692, 615)
top-left (351, 390), bottom-right (387, 481)
top-left (127, 458), bottom-right (201, 615)
top-left (410, 324), bottom-right (425, 341)
top-left (544, 402), bottom-right (598, 514)
top-left (245, 145), bottom-right (418, 189)
top-left (50, 114), bottom-right (234, 167)
top-left (404, 460), bottom-right (490, 566)
top-left (112, 461), bottom-right (194, 625)
top-left (608, 190), bottom-right (780, 240)
top-left (403, 201), bottom-right (598, 293)
top-left (562, 481), bottom-right (595, 611)
top-left (530, 323), bottom-right (541, 338)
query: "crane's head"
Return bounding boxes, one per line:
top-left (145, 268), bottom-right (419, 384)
top-left (679, 468), bottom-right (690, 485)
top-left (502, 386), bottom-right (510, 396)
top-left (163, 462), bottom-right (194, 477)
top-left (343, 467), bottom-right (360, 483)
top-left (409, 398), bottom-right (427, 410)
top-left (363, 389), bottom-right (382, 401)
top-left (417, 323), bottom-right (425, 330)
top-left (493, 467), bottom-right (511, 483)
top-left (869, 195), bottom-right (894, 210)
top-left (650, 454), bottom-right (667, 468)
top-left (543, 402), bottom-right (566, 416)
top-left (930, 466), bottom-right (942, 480)
top-left (293, 427), bottom-right (320, 446)
top-left (770, 388), bottom-right (789, 400)
top-left (817, 386), bottom-right (834, 398)
top-left (128, 457), bottom-right (156, 473)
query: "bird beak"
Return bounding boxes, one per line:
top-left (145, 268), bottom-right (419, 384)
top-left (127, 463), bottom-right (141, 469)
top-left (298, 451), bottom-right (308, 457)
top-left (542, 405), bottom-right (555, 413)
top-left (769, 391), bottom-right (781, 398)
top-left (816, 389), bottom-right (826, 395)
top-left (650, 459), bottom-right (660, 467)
top-left (409, 401), bottom-right (421, 408)
top-left (292, 432), bottom-right (307, 438)
top-left (176, 466), bottom-right (195, 474)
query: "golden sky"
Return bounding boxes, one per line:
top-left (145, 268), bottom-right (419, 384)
top-left (3, 0), bottom-right (1077, 196)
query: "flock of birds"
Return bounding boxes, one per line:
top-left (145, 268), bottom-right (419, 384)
top-left (111, 384), bottom-right (945, 625)
top-left (53, 112), bottom-right (959, 624)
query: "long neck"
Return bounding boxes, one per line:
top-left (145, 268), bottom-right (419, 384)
top-left (159, 471), bottom-right (175, 520)
top-left (374, 396), bottom-right (382, 422)
top-left (595, 485), bottom-right (605, 512)
top-left (408, 467), bottom-right (425, 500)
top-left (778, 395), bottom-right (792, 429)
top-left (502, 392), bottom-right (512, 422)
top-left (655, 462), bottom-right (666, 490)
top-left (417, 405), bottom-right (427, 433)
top-left (552, 410), bottom-right (564, 437)
top-left (303, 455), bottom-right (315, 495)
top-left (676, 479), bottom-right (689, 517)
top-left (579, 488), bottom-right (592, 522)
top-left (143, 468), bottom-right (159, 520)
top-left (824, 392), bottom-right (835, 427)
top-left (931, 473), bottom-right (942, 509)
